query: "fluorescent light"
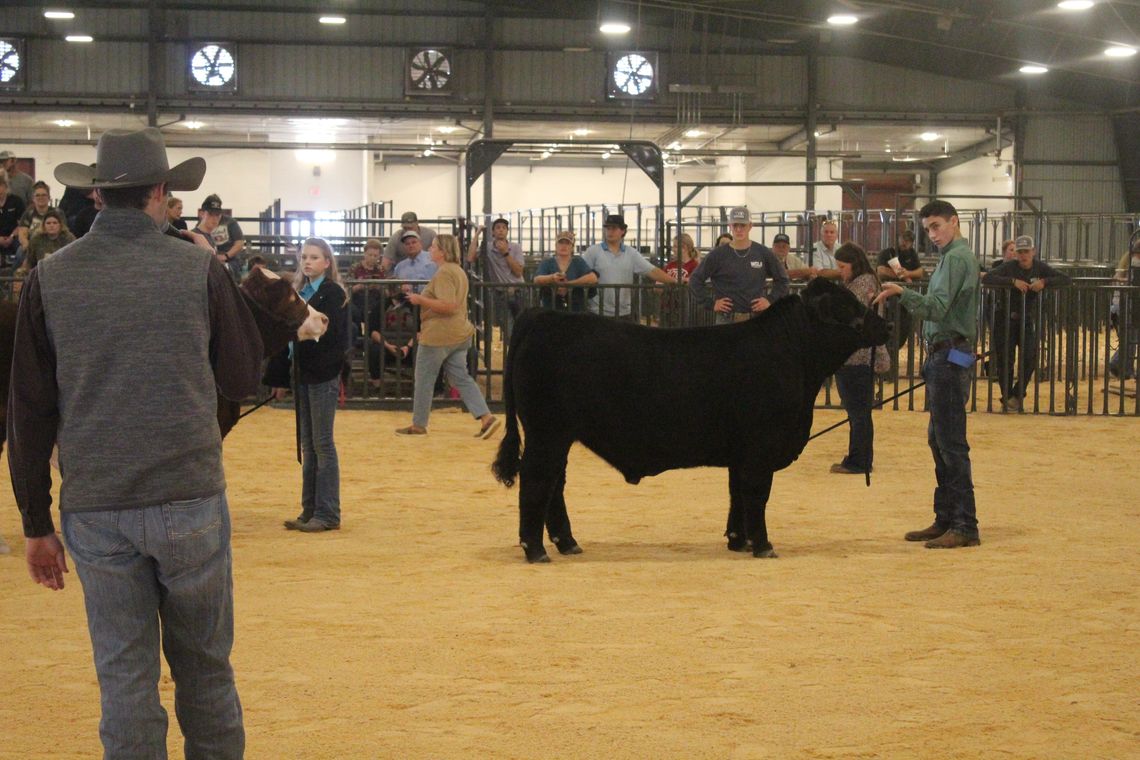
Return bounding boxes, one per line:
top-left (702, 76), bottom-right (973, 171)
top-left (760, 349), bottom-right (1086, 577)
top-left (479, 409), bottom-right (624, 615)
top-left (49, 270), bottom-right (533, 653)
top-left (1020, 64), bottom-right (1048, 74)
top-left (436, 125), bottom-right (457, 134)
top-left (54, 119), bottom-right (75, 127)
top-left (599, 22), bottom-right (631, 35)
top-left (44, 10), bottom-right (75, 19)
top-left (1105, 45), bottom-right (1137, 58)
top-left (1057, 1), bottom-right (1094, 10)
top-left (827, 14), bottom-right (858, 26)
top-left (684, 128), bottom-right (704, 138)
top-left (65, 34), bottom-right (93, 42)
top-left (920, 131), bottom-right (940, 141)
top-left (540, 150), bottom-right (552, 159)
top-left (319, 15), bottom-right (346, 24)
top-left (601, 151), bottom-right (611, 159)
top-left (573, 127), bottom-right (590, 136)
top-left (422, 148), bottom-right (433, 157)
top-left (183, 121), bottom-right (205, 129)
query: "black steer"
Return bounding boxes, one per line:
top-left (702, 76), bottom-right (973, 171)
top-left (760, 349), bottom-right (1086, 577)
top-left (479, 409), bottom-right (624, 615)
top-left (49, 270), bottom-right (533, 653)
top-left (492, 277), bottom-right (891, 563)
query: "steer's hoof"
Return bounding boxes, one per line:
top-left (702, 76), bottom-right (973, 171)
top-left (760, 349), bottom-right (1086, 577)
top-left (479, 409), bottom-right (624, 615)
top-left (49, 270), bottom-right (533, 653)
top-left (552, 535), bottom-right (583, 555)
top-left (752, 542), bottom-right (778, 559)
top-left (521, 541), bottom-right (551, 564)
top-left (726, 532), bottom-right (750, 552)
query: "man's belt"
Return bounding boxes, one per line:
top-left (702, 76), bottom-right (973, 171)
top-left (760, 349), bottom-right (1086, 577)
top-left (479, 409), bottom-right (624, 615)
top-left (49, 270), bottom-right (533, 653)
top-left (927, 336), bottom-right (970, 353)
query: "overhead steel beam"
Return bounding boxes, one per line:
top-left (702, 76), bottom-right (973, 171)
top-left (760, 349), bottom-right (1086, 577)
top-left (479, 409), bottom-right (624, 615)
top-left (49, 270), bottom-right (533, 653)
top-left (931, 130), bottom-right (1014, 173)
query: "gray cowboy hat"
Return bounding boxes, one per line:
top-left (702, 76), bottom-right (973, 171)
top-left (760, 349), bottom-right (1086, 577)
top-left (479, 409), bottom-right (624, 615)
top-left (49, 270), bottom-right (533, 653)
top-left (54, 127), bottom-right (206, 190)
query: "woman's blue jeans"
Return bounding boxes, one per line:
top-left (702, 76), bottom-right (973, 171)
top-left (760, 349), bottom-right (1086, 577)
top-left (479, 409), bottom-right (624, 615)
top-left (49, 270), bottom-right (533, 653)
top-left (835, 364), bottom-right (874, 473)
top-left (412, 337), bottom-right (491, 428)
top-left (298, 377), bottom-right (340, 526)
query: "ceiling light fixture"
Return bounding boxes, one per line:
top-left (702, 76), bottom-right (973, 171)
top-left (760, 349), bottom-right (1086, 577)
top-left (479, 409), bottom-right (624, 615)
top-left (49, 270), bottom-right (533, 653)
top-left (599, 22), bottom-right (631, 35)
top-left (319, 15), bottom-right (346, 24)
top-left (65, 34), bottom-right (93, 42)
top-left (827, 14), bottom-right (858, 26)
top-left (1057, 1), bottom-right (1094, 10)
top-left (44, 10), bottom-right (75, 19)
top-left (573, 127), bottom-right (590, 136)
top-left (183, 120), bottom-right (205, 129)
top-left (684, 128), bottom-right (704, 138)
top-left (601, 151), bottom-right (611, 159)
top-left (668, 141), bottom-right (681, 150)
top-left (920, 131), bottom-right (940, 141)
top-left (541, 150), bottom-right (552, 159)
top-left (1104, 45), bottom-right (1137, 58)
top-left (436, 125), bottom-right (458, 133)
top-left (1019, 64), bottom-right (1049, 74)
top-left (54, 119), bottom-right (75, 127)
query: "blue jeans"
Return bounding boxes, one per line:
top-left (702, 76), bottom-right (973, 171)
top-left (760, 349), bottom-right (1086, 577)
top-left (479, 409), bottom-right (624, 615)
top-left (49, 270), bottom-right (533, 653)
top-left (412, 337), bottom-right (491, 428)
top-left (298, 377), bottom-right (340, 526)
top-left (61, 493), bottom-right (244, 760)
top-left (923, 350), bottom-right (978, 537)
top-left (835, 364), bottom-right (874, 473)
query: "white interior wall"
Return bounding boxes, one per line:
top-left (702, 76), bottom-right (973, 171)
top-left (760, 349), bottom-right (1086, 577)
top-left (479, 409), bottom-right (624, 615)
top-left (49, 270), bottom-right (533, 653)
top-left (935, 146), bottom-right (1015, 214)
top-left (7, 141), bottom-right (1016, 225)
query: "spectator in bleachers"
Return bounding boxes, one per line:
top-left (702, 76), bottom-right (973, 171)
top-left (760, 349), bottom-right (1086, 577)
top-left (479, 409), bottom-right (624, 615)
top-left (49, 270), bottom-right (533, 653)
top-left (580, 213), bottom-right (675, 320)
top-left (665, 233), bottom-right (700, 283)
top-left (350, 238), bottom-right (389, 343)
top-left (17, 210), bottom-right (74, 273)
top-left (392, 230), bottom-right (437, 293)
top-left (367, 293), bottom-right (419, 389)
top-left (69, 187), bottom-right (101, 238)
top-left (988, 239), bottom-right (1016, 271)
top-left (831, 242), bottom-right (882, 474)
top-left (466, 217), bottom-right (524, 343)
top-left (0, 150), bottom-right (33, 205)
top-left (982, 235), bottom-right (1071, 411)
top-left (192, 196), bottom-right (221, 255)
top-left (771, 232), bottom-right (813, 280)
top-left (689, 206), bottom-right (788, 324)
top-left (266, 237), bottom-right (350, 533)
top-left (715, 232), bottom-right (732, 248)
top-left (876, 229), bottom-right (925, 282)
top-left (58, 179), bottom-right (95, 232)
top-left (166, 196), bottom-right (188, 231)
top-left (534, 230), bottom-right (592, 312)
top-left (811, 219), bottom-right (843, 280)
top-left (16, 181), bottom-right (55, 252)
top-left (384, 210), bottom-right (437, 267)
top-left (0, 170), bottom-right (26, 265)
top-left (1107, 236), bottom-right (1140, 380)
top-left (395, 234), bottom-right (500, 438)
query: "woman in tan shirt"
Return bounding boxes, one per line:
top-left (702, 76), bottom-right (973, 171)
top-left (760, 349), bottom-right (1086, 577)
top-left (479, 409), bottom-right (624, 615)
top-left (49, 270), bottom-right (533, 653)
top-left (396, 233), bottom-right (500, 437)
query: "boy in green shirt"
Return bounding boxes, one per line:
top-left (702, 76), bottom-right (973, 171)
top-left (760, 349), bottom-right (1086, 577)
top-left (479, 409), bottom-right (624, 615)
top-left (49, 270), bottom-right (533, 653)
top-left (876, 200), bottom-right (981, 549)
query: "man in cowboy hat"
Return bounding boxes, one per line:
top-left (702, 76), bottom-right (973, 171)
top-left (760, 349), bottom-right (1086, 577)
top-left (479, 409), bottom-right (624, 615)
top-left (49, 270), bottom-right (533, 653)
top-left (8, 127), bottom-right (261, 757)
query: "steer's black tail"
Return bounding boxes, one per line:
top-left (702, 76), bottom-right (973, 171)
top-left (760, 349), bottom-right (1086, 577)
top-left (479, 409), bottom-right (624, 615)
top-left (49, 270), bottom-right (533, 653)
top-left (491, 315), bottom-right (525, 488)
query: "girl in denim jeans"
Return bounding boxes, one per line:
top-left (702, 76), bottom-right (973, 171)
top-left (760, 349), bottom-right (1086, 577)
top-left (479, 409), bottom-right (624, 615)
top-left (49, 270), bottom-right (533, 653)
top-left (267, 237), bottom-right (350, 532)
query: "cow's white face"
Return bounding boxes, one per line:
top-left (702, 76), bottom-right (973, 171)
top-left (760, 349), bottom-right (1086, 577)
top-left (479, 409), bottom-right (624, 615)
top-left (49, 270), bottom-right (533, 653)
top-left (297, 305), bottom-right (328, 342)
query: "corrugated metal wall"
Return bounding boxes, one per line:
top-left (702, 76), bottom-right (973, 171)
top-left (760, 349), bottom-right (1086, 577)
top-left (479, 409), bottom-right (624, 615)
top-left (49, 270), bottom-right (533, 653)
top-left (1021, 114), bottom-right (1125, 213)
top-left (820, 58), bottom-right (1016, 113)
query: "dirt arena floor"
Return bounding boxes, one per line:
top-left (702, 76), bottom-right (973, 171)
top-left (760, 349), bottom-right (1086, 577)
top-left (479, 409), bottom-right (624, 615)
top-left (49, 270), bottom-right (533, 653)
top-left (1, 406), bottom-right (1137, 759)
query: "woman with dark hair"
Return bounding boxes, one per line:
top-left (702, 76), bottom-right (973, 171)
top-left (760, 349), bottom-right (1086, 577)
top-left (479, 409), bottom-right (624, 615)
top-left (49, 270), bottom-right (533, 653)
top-left (831, 242), bottom-right (881, 475)
top-left (266, 236), bottom-right (351, 532)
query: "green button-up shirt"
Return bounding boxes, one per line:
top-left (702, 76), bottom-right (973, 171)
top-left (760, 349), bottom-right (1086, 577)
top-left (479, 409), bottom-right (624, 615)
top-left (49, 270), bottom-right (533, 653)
top-left (898, 236), bottom-right (980, 345)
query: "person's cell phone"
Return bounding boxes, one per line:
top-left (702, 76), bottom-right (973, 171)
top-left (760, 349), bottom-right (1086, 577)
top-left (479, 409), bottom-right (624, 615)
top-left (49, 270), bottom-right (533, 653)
top-left (947, 347), bottom-right (976, 368)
